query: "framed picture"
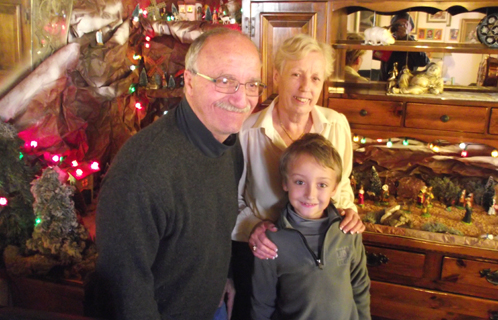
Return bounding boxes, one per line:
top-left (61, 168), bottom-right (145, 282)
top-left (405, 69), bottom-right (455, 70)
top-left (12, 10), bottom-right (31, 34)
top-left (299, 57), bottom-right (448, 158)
top-left (427, 11), bottom-right (451, 25)
top-left (426, 28), bottom-right (435, 40)
top-left (417, 28), bottom-right (426, 40)
top-left (449, 29), bottom-right (459, 41)
top-left (355, 11), bottom-right (378, 33)
top-left (408, 12), bottom-right (419, 35)
top-left (460, 19), bottom-right (481, 43)
top-left (434, 29), bottom-right (443, 41)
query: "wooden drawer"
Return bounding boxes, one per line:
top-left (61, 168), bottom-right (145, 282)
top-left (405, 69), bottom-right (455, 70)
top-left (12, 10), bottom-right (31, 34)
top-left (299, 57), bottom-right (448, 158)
top-left (489, 108), bottom-right (498, 135)
top-left (370, 280), bottom-right (498, 320)
top-left (328, 98), bottom-right (402, 127)
top-left (405, 103), bottom-right (487, 133)
top-left (441, 257), bottom-right (498, 300)
top-left (365, 245), bottom-right (425, 280)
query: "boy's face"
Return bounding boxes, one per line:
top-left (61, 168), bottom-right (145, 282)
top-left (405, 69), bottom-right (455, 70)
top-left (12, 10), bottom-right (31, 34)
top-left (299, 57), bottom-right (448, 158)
top-left (282, 153), bottom-right (338, 220)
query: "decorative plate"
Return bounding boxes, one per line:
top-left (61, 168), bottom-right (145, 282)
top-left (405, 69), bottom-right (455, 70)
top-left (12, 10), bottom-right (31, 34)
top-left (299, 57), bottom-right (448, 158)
top-left (477, 14), bottom-right (498, 48)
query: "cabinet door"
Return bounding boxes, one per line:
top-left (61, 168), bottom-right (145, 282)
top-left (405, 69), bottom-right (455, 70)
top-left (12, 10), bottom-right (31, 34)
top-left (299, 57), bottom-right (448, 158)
top-left (0, 0), bottom-right (30, 87)
top-left (245, 1), bottom-right (327, 102)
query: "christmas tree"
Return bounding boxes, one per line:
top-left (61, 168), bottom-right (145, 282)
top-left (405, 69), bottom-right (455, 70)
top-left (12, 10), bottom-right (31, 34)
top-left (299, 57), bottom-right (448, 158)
top-left (26, 167), bottom-right (90, 265)
top-left (0, 122), bottom-right (37, 256)
top-left (369, 166), bottom-right (382, 199)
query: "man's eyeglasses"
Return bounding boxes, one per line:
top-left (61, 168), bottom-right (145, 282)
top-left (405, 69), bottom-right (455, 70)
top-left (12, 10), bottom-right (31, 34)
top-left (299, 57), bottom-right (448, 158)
top-left (192, 71), bottom-right (267, 97)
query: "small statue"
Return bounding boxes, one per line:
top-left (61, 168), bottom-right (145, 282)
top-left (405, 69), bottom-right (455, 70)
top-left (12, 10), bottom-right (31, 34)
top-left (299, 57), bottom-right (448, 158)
top-left (425, 186), bottom-right (434, 208)
top-left (387, 62), bottom-right (399, 93)
top-left (358, 185), bottom-right (365, 207)
top-left (488, 197), bottom-right (498, 215)
top-left (392, 62), bottom-right (444, 95)
top-left (381, 184), bottom-right (389, 204)
top-left (417, 186), bottom-right (427, 207)
top-left (364, 27), bottom-right (396, 46)
top-left (350, 174), bottom-right (357, 194)
top-left (458, 189), bottom-right (466, 208)
top-left (462, 195), bottom-right (473, 223)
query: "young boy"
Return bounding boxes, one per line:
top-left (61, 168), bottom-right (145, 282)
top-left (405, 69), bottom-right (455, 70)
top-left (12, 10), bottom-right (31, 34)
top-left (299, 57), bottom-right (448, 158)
top-left (251, 133), bottom-right (371, 320)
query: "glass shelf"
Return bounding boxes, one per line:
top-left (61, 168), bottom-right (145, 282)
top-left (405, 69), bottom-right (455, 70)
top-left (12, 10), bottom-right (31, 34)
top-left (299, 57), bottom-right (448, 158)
top-left (332, 40), bottom-right (498, 53)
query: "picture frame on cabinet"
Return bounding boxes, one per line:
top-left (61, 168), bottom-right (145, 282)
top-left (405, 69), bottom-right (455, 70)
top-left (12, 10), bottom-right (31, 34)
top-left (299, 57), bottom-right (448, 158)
top-left (449, 29), bottom-right (459, 41)
top-left (460, 19), bottom-right (481, 43)
top-left (417, 28), bottom-right (426, 40)
top-left (427, 11), bottom-right (451, 26)
top-left (355, 11), bottom-right (377, 32)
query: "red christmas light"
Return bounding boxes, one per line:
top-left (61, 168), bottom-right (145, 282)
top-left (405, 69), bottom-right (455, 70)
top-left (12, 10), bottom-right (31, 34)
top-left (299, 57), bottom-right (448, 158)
top-left (461, 150), bottom-right (468, 157)
top-left (52, 155), bottom-right (60, 162)
top-left (90, 161), bottom-right (100, 171)
top-left (0, 197), bottom-right (7, 206)
top-left (144, 42), bottom-right (150, 49)
top-left (135, 102), bottom-right (143, 109)
top-left (145, 36), bottom-right (151, 41)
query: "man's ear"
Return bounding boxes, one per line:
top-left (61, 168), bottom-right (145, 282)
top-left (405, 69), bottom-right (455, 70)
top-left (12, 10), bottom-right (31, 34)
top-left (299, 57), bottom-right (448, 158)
top-left (184, 70), bottom-right (195, 96)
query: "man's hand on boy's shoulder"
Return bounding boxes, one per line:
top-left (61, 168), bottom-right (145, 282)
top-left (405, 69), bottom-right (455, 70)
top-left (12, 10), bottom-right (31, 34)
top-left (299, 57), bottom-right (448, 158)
top-left (249, 221), bottom-right (279, 260)
top-left (338, 208), bottom-right (365, 234)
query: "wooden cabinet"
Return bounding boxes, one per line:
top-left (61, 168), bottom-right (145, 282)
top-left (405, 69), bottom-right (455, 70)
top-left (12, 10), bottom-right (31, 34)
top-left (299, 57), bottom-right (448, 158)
top-left (243, 0), bottom-right (498, 318)
top-left (0, 0), bottom-right (72, 97)
top-left (0, 0), bottom-right (30, 89)
top-left (327, 93), bottom-right (498, 148)
top-left (364, 232), bottom-right (498, 320)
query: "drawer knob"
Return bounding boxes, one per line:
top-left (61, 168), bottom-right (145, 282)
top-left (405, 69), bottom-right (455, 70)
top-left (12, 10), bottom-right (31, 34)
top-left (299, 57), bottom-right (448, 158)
top-left (479, 268), bottom-right (498, 286)
top-left (440, 115), bottom-right (450, 122)
top-left (359, 109), bottom-right (368, 116)
top-left (366, 252), bottom-right (389, 267)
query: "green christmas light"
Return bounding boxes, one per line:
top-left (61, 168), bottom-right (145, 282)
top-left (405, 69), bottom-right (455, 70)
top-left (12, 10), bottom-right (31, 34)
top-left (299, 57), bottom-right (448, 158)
top-left (19, 152), bottom-right (24, 160)
top-left (129, 84), bottom-right (137, 94)
top-left (386, 139), bottom-right (393, 148)
top-left (35, 217), bottom-right (42, 226)
top-left (360, 137), bottom-right (366, 144)
top-left (403, 138), bottom-right (409, 146)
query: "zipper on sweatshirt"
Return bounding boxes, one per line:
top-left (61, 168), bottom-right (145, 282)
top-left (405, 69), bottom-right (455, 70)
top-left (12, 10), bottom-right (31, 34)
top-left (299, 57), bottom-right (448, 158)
top-left (285, 216), bottom-right (341, 269)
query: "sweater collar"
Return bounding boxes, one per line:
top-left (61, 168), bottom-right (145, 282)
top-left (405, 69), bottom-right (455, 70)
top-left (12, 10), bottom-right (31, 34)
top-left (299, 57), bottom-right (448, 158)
top-left (176, 98), bottom-right (236, 158)
top-left (280, 202), bottom-right (342, 229)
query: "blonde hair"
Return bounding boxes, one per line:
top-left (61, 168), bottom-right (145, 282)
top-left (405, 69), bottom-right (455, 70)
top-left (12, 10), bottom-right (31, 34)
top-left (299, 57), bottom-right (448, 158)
top-left (280, 133), bottom-right (343, 185)
top-left (346, 33), bottom-right (366, 67)
top-left (274, 34), bottom-right (334, 79)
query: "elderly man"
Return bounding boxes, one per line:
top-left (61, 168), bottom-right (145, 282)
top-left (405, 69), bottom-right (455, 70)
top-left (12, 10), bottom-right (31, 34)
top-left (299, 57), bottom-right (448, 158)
top-left (376, 12), bottom-right (430, 81)
top-left (94, 28), bottom-right (264, 320)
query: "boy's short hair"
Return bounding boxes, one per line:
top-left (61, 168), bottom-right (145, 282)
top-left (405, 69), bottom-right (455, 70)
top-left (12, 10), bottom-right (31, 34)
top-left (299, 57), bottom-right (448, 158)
top-left (280, 133), bottom-right (343, 184)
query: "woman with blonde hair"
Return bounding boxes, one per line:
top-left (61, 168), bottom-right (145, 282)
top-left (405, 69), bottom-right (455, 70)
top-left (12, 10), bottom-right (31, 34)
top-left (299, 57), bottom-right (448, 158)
top-left (231, 33), bottom-right (365, 319)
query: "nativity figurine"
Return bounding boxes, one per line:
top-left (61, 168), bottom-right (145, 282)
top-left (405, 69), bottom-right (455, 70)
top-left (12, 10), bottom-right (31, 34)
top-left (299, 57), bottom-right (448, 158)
top-left (391, 62), bottom-right (444, 95)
